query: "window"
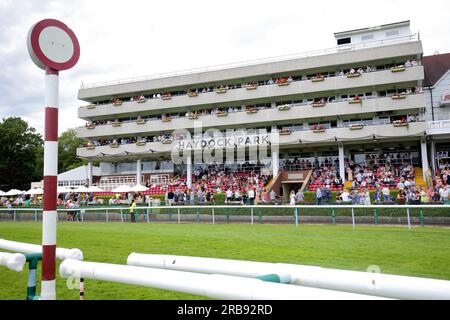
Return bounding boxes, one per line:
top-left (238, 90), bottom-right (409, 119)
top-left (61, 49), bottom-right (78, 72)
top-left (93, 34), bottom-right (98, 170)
top-left (361, 34), bottom-right (374, 41)
top-left (337, 37), bottom-right (351, 45)
top-left (386, 30), bottom-right (399, 37)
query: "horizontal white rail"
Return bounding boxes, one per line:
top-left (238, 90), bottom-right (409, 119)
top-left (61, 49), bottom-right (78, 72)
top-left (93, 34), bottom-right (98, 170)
top-left (59, 259), bottom-right (387, 300)
top-left (0, 252), bottom-right (26, 272)
top-left (127, 254), bottom-right (450, 300)
top-left (0, 239), bottom-right (83, 261)
top-left (1, 204), bottom-right (449, 212)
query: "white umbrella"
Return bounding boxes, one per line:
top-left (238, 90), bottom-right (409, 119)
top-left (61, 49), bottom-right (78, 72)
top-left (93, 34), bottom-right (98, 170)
top-left (25, 188), bottom-right (44, 195)
top-left (74, 186), bottom-right (90, 193)
top-left (131, 184), bottom-right (149, 192)
top-left (112, 185), bottom-right (133, 193)
top-left (87, 186), bottom-right (105, 193)
top-left (5, 189), bottom-right (24, 196)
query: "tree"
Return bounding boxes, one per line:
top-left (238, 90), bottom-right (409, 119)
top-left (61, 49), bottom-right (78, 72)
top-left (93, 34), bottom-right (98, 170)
top-left (0, 117), bottom-right (43, 190)
top-left (58, 128), bottom-right (86, 173)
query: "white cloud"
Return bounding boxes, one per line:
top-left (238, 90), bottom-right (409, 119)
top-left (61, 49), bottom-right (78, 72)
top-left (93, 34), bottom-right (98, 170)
top-left (1, 0), bottom-right (449, 135)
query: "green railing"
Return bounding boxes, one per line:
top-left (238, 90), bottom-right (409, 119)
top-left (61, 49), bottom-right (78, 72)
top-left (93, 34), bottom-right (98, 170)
top-left (1, 205), bottom-right (449, 228)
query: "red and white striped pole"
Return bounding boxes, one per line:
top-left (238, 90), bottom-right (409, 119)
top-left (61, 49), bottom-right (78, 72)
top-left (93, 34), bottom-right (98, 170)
top-left (28, 19), bottom-right (80, 300)
top-left (41, 66), bottom-right (59, 300)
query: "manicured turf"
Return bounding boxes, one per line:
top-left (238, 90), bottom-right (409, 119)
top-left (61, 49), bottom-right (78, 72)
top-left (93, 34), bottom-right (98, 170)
top-left (1, 222), bottom-right (450, 300)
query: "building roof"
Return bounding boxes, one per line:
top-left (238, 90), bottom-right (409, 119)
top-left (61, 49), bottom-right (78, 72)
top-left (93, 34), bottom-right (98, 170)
top-left (423, 53), bottom-right (450, 87)
top-left (334, 21), bottom-right (410, 37)
top-left (58, 165), bottom-right (101, 181)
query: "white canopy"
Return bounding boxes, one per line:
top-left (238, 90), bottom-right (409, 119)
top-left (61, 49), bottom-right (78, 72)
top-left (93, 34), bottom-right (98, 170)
top-left (57, 186), bottom-right (73, 194)
top-left (131, 184), bottom-right (149, 192)
top-left (112, 185), bottom-right (133, 193)
top-left (74, 186), bottom-right (90, 193)
top-left (0, 190), bottom-right (6, 196)
top-left (5, 189), bottom-right (24, 196)
top-left (25, 188), bottom-right (44, 195)
top-left (87, 186), bottom-right (105, 193)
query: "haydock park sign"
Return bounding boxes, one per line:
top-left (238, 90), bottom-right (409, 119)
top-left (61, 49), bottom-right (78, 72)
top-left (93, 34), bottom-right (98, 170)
top-left (170, 126), bottom-right (280, 166)
top-left (176, 133), bottom-right (272, 151)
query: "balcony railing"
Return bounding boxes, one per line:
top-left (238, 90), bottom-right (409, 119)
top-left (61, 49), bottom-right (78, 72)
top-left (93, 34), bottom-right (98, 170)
top-left (80, 34), bottom-right (420, 90)
top-left (428, 120), bottom-right (450, 129)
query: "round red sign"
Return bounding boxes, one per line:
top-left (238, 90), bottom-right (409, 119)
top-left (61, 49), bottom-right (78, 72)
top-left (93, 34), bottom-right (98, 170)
top-left (27, 19), bottom-right (80, 71)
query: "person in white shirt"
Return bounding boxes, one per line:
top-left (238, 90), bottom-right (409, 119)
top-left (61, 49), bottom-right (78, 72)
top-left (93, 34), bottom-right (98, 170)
top-left (289, 191), bottom-right (296, 205)
top-left (382, 186), bottom-right (391, 201)
top-left (341, 190), bottom-right (351, 203)
top-left (248, 189), bottom-right (255, 205)
top-left (411, 59), bottom-right (418, 67)
top-left (404, 60), bottom-right (412, 67)
top-left (226, 189), bottom-right (233, 203)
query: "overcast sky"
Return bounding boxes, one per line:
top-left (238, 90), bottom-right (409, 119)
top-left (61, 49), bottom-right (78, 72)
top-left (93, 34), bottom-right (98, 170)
top-left (1, 0), bottom-right (450, 136)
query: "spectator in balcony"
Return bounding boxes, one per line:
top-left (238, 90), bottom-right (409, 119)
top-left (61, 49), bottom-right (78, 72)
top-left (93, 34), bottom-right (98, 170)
top-left (269, 189), bottom-right (277, 203)
top-left (267, 78), bottom-right (274, 85)
top-left (404, 60), bottom-right (412, 67)
top-left (411, 59), bottom-right (418, 67)
top-left (365, 66), bottom-right (372, 73)
top-left (338, 70), bottom-right (344, 77)
top-left (357, 67), bottom-right (364, 74)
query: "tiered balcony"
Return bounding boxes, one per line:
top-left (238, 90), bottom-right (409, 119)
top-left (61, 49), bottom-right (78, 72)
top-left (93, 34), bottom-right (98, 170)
top-left (76, 94), bottom-right (425, 139)
top-left (78, 66), bottom-right (424, 119)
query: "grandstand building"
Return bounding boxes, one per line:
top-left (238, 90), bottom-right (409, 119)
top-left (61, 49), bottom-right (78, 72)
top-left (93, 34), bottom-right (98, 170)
top-left (76, 21), bottom-right (440, 197)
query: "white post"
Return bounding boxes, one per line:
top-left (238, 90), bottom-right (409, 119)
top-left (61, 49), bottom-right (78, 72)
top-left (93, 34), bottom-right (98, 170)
top-left (407, 208), bottom-right (411, 230)
top-left (352, 208), bottom-right (356, 229)
top-left (421, 138), bottom-right (429, 181)
top-left (186, 154), bottom-right (192, 189)
top-left (212, 208), bottom-right (215, 225)
top-left (136, 159), bottom-right (142, 185)
top-left (251, 208), bottom-right (254, 225)
top-left (339, 143), bottom-right (345, 183)
top-left (272, 149), bottom-right (279, 177)
top-left (87, 161), bottom-right (93, 187)
top-left (430, 139), bottom-right (436, 174)
top-left (178, 208), bottom-right (181, 224)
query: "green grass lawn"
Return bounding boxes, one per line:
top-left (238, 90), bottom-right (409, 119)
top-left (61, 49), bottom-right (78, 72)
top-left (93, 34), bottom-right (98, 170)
top-left (1, 222), bottom-right (450, 300)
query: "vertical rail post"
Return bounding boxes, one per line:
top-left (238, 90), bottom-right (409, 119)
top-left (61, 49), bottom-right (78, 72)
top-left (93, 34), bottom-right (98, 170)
top-left (226, 208), bottom-right (231, 224)
top-left (13, 210), bottom-right (16, 222)
top-left (332, 209), bottom-right (336, 225)
top-left (258, 208), bottom-right (263, 224)
top-left (374, 208), bottom-right (378, 225)
top-left (178, 208), bottom-right (181, 224)
top-left (120, 210), bottom-right (124, 223)
top-left (35, 210), bottom-right (38, 222)
top-left (251, 208), bottom-right (254, 225)
top-left (212, 208), bottom-right (215, 225)
top-left (352, 208), bottom-right (356, 229)
top-left (106, 209), bottom-right (109, 223)
top-left (196, 208), bottom-right (200, 224)
top-left (146, 208), bottom-right (150, 223)
top-left (294, 207), bottom-right (299, 227)
top-left (420, 208), bottom-right (424, 227)
top-left (407, 207), bottom-right (411, 230)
